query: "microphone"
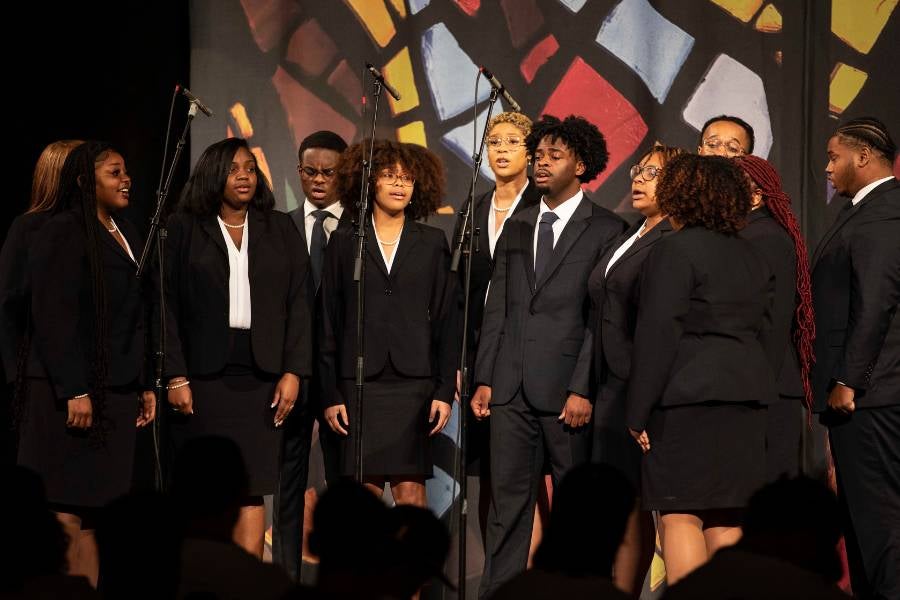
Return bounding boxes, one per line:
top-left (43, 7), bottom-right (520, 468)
top-left (181, 87), bottom-right (214, 117)
top-left (479, 67), bottom-right (521, 113)
top-left (365, 63), bottom-right (401, 101)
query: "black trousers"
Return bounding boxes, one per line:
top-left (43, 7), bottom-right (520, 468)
top-left (271, 380), bottom-right (341, 580)
top-left (478, 387), bottom-right (591, 599)
top-left (829, 405), bottom-right (900, 600)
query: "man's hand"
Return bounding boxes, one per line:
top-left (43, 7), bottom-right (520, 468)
top-left (827, 382), bottom-right (856, 415)
top-left (471, 386), bottom-right (492, 419)
top-left (559, 393), bottom-right (592, 428)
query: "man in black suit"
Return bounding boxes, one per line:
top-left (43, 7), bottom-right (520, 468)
top-left (273, 130), bottom-right (349, 580)
top-left (471, 115), bottom-right (627, 597)
top-left (812, 117), bottom-right (899, 600)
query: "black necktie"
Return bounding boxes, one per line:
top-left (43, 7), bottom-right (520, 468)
top-left (534, 211), bottom-right (559, 281)
top-left (309, 209), bottom-right (331, 288)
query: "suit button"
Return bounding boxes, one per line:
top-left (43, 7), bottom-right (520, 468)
top-left (384, 289), bottom-right (392, 296)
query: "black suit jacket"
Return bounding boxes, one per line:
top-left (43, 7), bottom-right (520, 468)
top-left (590, 218), bottom-right (673, 388)
top-left (810, 178), bottom-right (900, 410)
top-left (27, 209), bottom-right (148, 398)
top-left (453, 179), bottom-right (542, 356)
top-left (741, 207), bottom-right (804, 399)
top-left (318, 219), bottom-right (459, 406)
top-left (0, 211), bottom-right (51, 384)
top-left (475, 195), bottom-right (627, 412)
top-left (164, 208), bottom-right (313, 378)
top-left (626, 227), bottom-right (777, 431)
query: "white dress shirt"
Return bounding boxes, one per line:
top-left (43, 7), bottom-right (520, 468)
top-left (217, 216), bottom-right (252, 329)
top-left (850, 175), bottom-right (895, 206)
top-left (302, 198), bottom-right (343, 253)
top-left (373, 217), bottom-right (403, 274)
top-left (533, 188), bottom-right (584, 267)
top-left (487, 180), bottom-right (529, 257)
top-left (605, 220), bottom-right (644, 276)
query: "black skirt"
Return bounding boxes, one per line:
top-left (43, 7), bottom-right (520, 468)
top-left (18, 378), bottom-right (139, 508)
top-left (642, 402), bottom-right (766, 512)
top-left (592, 375), bottom-right (642, 490)
top-left (167, 329), bottom-right (280, 496)
top-left (337, 362), bottom-right (435, 478)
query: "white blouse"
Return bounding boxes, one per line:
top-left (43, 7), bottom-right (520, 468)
top-left (109, 218), bottom-right (136, 262)
top-left (604, 220), bottom-right (644, 276)
top-left (217, 216), bottom-right (252, 329)
top-left (487, 180), bottom-right (529, 257)
top-left (373, 217), bottom-right (403, 274)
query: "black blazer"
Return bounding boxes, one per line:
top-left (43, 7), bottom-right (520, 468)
top-left (453, 179), bottom-right (542, 357)
top-left (741, 207), bottom-right (804, 399)
top-left (164, 208), bottom-right (313, 378)
top-left (474, 195), bottom-right (627, 412)
top-left (810, 178), bottom-right (900, 410)
top-left (589, 218), bottom-right (673, 388)
top-left (318, 219), bottom-right (459, 406)
top-left (0, 211), bottom-right (51, 384)
top-left (625, 227), bottom-right (777, 431)
top-left (27, 209), bottom-right (148, 398)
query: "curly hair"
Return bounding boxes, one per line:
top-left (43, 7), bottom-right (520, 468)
top-left (335, 139), bottom-right (446, 220)
top-left (28, 140), bottom-right (84, 213)
top-left (525, 114), bottom-right (609, 183)
top-left (656, 153), bottom-right (751, 235)
top-left (488, 111), bottom-right (533, 138)
top-left (737, 155), bottom-right (816, 413)
top-left (178, 138), bottom-right (275, 216)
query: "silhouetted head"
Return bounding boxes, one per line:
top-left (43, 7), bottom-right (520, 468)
top-left (384, 505), bottom-right (454, 597)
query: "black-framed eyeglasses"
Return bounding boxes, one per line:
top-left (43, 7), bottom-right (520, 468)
top-left (487, 135), bottom-right (525, 148)
top-left (299, 166), bottom-right (337, 179)
top-left (378, 170), bottom-right (415, 187)
top-left (629, 164), bottom-right (661, 181)
top-left (702, 137), bottom-right (746, 157)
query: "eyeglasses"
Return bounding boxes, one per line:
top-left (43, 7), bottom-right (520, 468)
top-left (299, 166), bottom-right (337, 179)
top-left (378, 170), bottom-right (415, 187)
top-left (487, 135), bottom-right (525, 148)
top-left (629, 164), bottom-right (661, 181)
top-left (702, 137), bottom-right (746, 157)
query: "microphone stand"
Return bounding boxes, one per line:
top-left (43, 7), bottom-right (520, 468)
top-left (450, 86), bottom-right (499, 599)
top-left (353, 79), bottom-right (383, 483)
top-left (136, 102), bottom-right (198, 491)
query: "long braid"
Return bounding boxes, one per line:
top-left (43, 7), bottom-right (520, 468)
top-left (737, 155), bottom-right (816, 414)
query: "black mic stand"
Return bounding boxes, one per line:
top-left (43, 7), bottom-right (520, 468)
top-left (353, 79), bottom-right (383, 483)
top-left (450, 86), bottom-right (500, 599)
top-left (136, 101), bottom-right (199, 491)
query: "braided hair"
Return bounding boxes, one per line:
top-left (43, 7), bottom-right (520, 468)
top-left (834, 116), bottom-right (897, 164)
top-left (737, 155), bottom-right (815, 413)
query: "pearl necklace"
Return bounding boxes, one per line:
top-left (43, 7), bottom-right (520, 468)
top-left (220, 216), bottom-right (246, 229)
top-left (491, 196), bottom-right (513, 213)
top-left (104, 218), bottom-right (117, 233)
top-left (373, 219), bottom-right (402, 246)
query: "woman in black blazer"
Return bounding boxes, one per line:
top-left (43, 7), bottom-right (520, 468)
top-left (17, 141), bottom-right (155, 586)
top-left (625, 154), bottom-right (776, 584)
top-left (320, 140), bottom-right (457, 507)
top-left (452, 111), bottom-right (542, 533)
top-left (164, 138), bottom-right (312, 557)
top-left (737, 155), bottom-right (815, 481)
top-left (587, 142), bottom-right (684, 596)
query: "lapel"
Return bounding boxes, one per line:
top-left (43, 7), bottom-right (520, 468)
top-left (364, 219), bottom-right (390, 281)
top-left (812, 179), bottom-right (898, 267)
top-left (199, 214), bottom-right (227, 257)
top-left (518, 204), bottom-right (540, 292)
top-left (100, 220), bottom-right (137, 266)
top-left (605, 218), bottom-right (672, 280)
top-left (534, 197), bottom-right (592, 292)
top-left (247, 207), bottom-right (267, 277)
top-left (290, 205), bottom-right (307, 247)
top-left (389, 219), bottom-right (420, 278)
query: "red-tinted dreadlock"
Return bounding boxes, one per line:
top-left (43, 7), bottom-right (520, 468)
top-left (737, 155), bottom-right (815, 414)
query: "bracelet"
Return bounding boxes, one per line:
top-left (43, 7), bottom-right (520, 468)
top-left (72, 393), bottom-right (89, 399)
top-left (167, 380), bottom-right (190, 391)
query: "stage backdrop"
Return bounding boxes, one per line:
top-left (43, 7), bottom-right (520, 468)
top-left (190, 0), bottom-right (899, 596)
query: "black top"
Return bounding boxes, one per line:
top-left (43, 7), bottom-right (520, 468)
top-left (318, 219), bottom-right (460, 406)
top-left (0, 211), bottom-right (51, 384)
top-left (810, 177), bottom-right (900, 410)
top-left (28, 209), bottom-right (149, 398)
top-left (474, 195), bottom-right (627, 412)
top-left (452, 179), bottom-right (542, 356)
top-left (588, 217), bottom-right (673, 388)
top-left (741, 206), bottom-right (804, 399)
top-left (626, 226), bottom-right (777, 431)
top-left (163, 208), bottom-right (313, 378)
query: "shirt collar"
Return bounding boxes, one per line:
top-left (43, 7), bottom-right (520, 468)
top-left (850, 176), bottom-right (895, 206)
top-left (538, 188), bottom-right (583, 223)
top-left (304, 198), bottom-right (343, 219)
